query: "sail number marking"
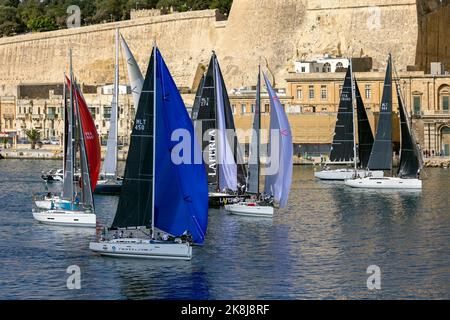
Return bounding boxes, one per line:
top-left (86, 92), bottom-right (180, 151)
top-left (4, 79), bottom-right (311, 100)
top-left (135, 119), bottom-right (147, 131)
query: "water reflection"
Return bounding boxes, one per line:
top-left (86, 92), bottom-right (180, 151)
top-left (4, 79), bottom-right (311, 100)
top-left (0, 160), bottom-right (449, 299)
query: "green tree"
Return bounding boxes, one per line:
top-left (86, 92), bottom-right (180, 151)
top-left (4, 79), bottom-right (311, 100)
top-left (0, 5), bottom-right (24, 36)
top-left (25, 129), bottom-right (41, 150)
top-left (209, 0), bottom-right (232, 15)
top-left (27, 16), bottom-right (58, 32)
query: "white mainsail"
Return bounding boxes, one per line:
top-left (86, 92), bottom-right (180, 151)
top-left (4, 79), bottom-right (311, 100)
top-left (120, 34), bottom-right (144, 108)
top-left (101, 28), bottom-right (119, 177)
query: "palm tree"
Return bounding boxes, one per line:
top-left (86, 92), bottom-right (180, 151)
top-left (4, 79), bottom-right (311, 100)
top-left (25, 129), bottom-right (41, 150)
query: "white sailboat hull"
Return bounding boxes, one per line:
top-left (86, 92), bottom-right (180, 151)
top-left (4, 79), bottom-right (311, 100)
top-left (89, 239), bottom-right (192, 260)
top-left (225, 203), bottom-right (274, 217)
top-left (315, 169), bottom-right (384, 181)
top-left (32, 210), bottom-right (96, 227)
top-left (345, 177), bottom-right (422, 189)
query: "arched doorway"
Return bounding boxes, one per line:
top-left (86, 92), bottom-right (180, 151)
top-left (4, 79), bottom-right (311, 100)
top-left (441, 126), bottom-right (450, 156)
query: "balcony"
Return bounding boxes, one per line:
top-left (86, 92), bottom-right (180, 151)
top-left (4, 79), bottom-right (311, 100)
top-left (31, 114), bottom-right (43, 120)
top-left (46, 114), bottom-right (56, 120)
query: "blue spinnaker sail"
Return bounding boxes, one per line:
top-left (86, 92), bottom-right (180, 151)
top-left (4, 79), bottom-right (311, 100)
top-left (154, 48), bottom-right (209, 244)
top-left (263, 73), bottom-right (293, 208)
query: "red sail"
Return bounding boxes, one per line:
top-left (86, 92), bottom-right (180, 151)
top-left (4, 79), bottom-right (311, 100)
top-left (66, 77), bottom-right (101, 190)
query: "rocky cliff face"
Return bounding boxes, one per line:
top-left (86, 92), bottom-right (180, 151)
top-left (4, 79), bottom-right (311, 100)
top-left (0, 0), bottom-right (448, 96)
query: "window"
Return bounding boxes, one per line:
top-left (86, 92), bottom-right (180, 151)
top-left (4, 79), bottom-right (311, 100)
top-left (103, 107), bottom-right (111, 119)
top-left (443, 96), bottom-right (449, 113)
top-left (38, 107), bottom-right (40, 114)
top-left (321, 85), bottom-right (328, 100)
top-left (241, 104), bottom-right (246, 114)
top-left (297, 88), bottom-right (302, 100)
top-left (339, 85), bottom-right (343, 97)
top-left (264, 104), bottom-right (270, 113)
top-left (89, 108), bottom-right (96, 119)
top-left (323, 63), bottom-right (331, 73)
top-left (251, 104), bottom-right (255, 113)
top-left (413, 96), bottom-right (421, 115)
top-left (336, 62), bottom-right (344, 70)
top-left (309, 85), bottom-right (315, 100)
top-left (301, 67), bottom-right (306, 73)
top-left (232, 104), bottom-right (236, 114)
top-left (365, 85), bottom-right (371, 99)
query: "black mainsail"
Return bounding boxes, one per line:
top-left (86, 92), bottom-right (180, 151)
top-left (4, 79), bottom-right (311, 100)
top-left (191, 74), bottom-right (205, 120)
top-left (367, 55), bottom-right (393, 171)
top-left (195, 52), bottom-right (247, 192)
top-left (111, 50), bottom-right (155, 229)
top-left (196, 55), bottom-right (217, 187)
top-left (355, 79), bottom-right (374, 169)
top-left (330, 67), bottom-right (355, 163)
top-left (246, 67), bottom-right (261, 195)
top-left (397, 85), bottom-right (421, 178)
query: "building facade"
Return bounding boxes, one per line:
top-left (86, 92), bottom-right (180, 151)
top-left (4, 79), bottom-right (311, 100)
top-left (2, 68), bottom-right (450, 158)
top-left (230, 69), bottom-right (450, 157)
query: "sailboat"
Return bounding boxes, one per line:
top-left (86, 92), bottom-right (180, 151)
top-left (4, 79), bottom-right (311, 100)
top-left (33, 50), bottom-right (101, 227)
top-left (225, 69), bottom-right (293, 217)
top-left (193, 52), bottom-right (247, 207)
top-left (89, 45), bottom-right (208, 260)
top-left (95, 28), bottom-right (123, 195)
top-left (345, 54), bottom-right (423, 189)
top-left (315, 61), bottom-right (383, 180)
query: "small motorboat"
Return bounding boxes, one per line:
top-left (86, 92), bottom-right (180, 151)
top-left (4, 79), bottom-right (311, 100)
top-left (41, 169), bottom-right (64, 182)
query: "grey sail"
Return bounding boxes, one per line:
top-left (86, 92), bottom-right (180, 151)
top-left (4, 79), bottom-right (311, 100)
top-left (120, 34), bottom-right (144, 109)
top-left (191, 75), bottom-right (205, 120)
top-left (368, 55), bottom-right (393, 171)
top-left (101, 28), bottom-right (119, 177)
top-left (111, 49), bottom-right (155, 229)
top-left (62, 57), bottom-right (75, 202)
top-left (355, 79), bottom-right (374, 169)
top-left (215, 56), bottom-right (247, 190)
top-left (75, 85), bottom-right (94, 211)
top-left (246, 68), bottom-right (261, 195)
top-left (330, 67), bottom-right (355, 163)
top-left (397, 85), bottom-right (421, 178)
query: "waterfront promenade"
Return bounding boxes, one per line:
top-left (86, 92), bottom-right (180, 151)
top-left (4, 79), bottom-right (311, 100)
top-left (1, 145), bottom-right (449, 167)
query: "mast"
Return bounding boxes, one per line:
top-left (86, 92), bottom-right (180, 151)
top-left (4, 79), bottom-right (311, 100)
top-left (113, 27), bottom-right (119, 176)
top-left (246, 65), bottom-right (261, 195)
top-left (151, 41), bottom-right (157, 239)
top-left (212, 51), bottom-right (219, 192)
top-left (62, 72), bottom-right (66, 177)
top-left (349, 59), bottom-right (358, 173)
top-left (256, 65), bottom-right (261, 195)
top-left (69, 49), bottom-right (75, 206)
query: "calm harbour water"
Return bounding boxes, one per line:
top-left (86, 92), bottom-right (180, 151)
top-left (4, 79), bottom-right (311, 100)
top-left (0, 159), bottom-right (449, 300)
